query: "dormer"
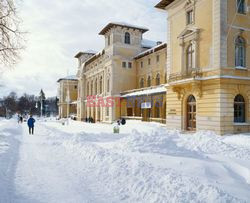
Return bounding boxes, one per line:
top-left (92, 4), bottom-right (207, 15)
top-left (99, 22), bottom-right (149, 51)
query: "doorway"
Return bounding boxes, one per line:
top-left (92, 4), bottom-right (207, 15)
top-left (187, 95), bottom-right (196, 131)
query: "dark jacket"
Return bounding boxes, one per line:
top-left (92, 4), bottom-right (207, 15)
top-left (27, 117), bottom-right (35, 127)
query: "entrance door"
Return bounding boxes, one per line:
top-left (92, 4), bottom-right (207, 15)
top-left (187, 95), bottom-right (196, 131)
top-left (142, 109), bottom-right (151, 121)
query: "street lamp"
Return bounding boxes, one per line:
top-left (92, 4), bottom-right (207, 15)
top-left (65, 89), bottom-right (70, 125)
top-left (40, 99), bottom-right (43, 117)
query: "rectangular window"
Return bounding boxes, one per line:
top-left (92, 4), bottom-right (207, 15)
top-left (141, 61), bottom-right (143, 68)
top-left (237, 0), bottom-right (245, 14)
top-left (128, 62), bottom-right (132, 68)
top-left (122, 62), bottom-right (127, 68)
top-left (156, 55), bottom-right (160, 63)
top-left (187, 10), bottom-right (193, 25)
top-left (148, 58), bottom-right (151, 65)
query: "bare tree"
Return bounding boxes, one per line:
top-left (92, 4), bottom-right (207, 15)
top-left (0, 0), bottom-right (25, 68)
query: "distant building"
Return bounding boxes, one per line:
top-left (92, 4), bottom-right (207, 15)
top-left (74, 22), bottom-right (167, 123)
top-left (57, 76), bottom-right (78, 118)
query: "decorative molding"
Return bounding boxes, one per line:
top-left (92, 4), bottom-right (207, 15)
top-left (172, 81), bottom-right (202, 100)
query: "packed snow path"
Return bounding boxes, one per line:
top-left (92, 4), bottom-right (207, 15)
top-left (0, 119), bottom-right (250, 203)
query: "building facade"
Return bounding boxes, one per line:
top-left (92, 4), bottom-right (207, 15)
top-left (75, 22), bottom-right (166, 123)
top-left (120, 43), bottom-right (167, 123)
top-left (156, 0), bottom-right (250, 134)
top-left (57, 76), bottom-right (78, 118)
top-left (58, 0), bottom-right (250, 134)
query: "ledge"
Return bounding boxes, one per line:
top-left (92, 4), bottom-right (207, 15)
top-left (233, 123), bottom-right (250, 126)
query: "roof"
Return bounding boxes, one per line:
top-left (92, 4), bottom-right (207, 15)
top-left (74, 51), bottom-right (96, 58)
top-left (155, 0), bottom-right (175, 9)
top-left (57, 75), bottom-right (78, 82)
top-left (121, 85), bottom-right (166, 98)
top-left (99, 22), bottom-right (149, 35)
top-left (84, 49), bottom-right (105, 66)
top-left (141, 39), bottom-right (158, 48)
top-left (134, 42), bottom-right (167, 59)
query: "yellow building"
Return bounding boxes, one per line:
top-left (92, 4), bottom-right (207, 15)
top-left (75, 22), bottom-right (166, 123)
top-left (121, 43), bottom-right (167, 123)
top-left (58, 0), bottom-right (250, 134)
top-left (156, 0), bottom-right (250, 134)
top-left (57, 76), bottom-right (78, 118)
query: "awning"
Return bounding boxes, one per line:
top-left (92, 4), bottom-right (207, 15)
top-left (121, 86), bottom-right (166, 98)
top-left (70, 101), bottom-right (78, 105)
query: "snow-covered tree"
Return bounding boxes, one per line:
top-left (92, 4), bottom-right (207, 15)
top-left (0, 0), bottom-right (25, 69)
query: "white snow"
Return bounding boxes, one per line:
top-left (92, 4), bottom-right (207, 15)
top-left (110, 22), bottom-right (148, 31)
top-left (141, 39), bottom-right (158, 48)
top-left (0, 118), bottom-right (250, 202)
top-left (135, 42), bottom-right (166, 59)
top-left (57, 75), bottom-right (77, 81)
top-left (121, 85), bottom-right (166, 97)
top-left (85, 50), bottom-right (97, 54)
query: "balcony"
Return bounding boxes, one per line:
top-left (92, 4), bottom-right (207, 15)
top-left (168, 68), bottom-right (201, 83)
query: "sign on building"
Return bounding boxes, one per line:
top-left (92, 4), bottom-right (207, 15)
top-left (141, 102), bottom-right (151, 109)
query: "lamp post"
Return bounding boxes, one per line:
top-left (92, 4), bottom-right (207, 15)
top-left (40, 99), bottom-right (43, 117)
top-left (66, 89), bottom-right (70, 125)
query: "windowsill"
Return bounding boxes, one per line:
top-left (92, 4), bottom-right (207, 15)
top-left (235, 66), bottom-right (247, 70)
top-left (233, 123), bottom-right (250, 126)
top-left (237, 12), bottom-right (247, 16)
top-left (186, 22), bottom-right (195, 27)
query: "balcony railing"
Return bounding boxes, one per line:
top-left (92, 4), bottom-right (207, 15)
top-left (168, 69), bottom-right (201, 83)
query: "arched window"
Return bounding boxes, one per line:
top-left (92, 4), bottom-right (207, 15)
top-left (90, 81), bottom-right (93, 96)
top-left (140, 78), bottom-right (144, 88)
top-left (237, 0), bottom-right (245, 14)
top-left (100, 76), bottom-right (103, 94)
top-left (87, 82), bottom-right (89, 96)
top-left (95, 79), bottom-right (98, 95)
top-left (147, 76), bottom-right (151, 87)
top-left (107, 78), bottom-right (110, 92)
top-left (234, 94), bottom-right (245, 123)
top-left (187, 43), bottom-right (194, 71)
top-left (125, 32), bottom-right (130, 44)
top-left (156, 73), bottom-right (160, 86)
top-left (108, 35), bottom-right (111, 46)
top-left (235, 36), bottom-right (246, 67)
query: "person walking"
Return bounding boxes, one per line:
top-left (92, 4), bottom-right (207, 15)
top-left (27, 115), bottom-right (36, 135)
top-left (20, 115), bottom-right (23, 123)
top-left (17, 114), bottom-right (21, 124)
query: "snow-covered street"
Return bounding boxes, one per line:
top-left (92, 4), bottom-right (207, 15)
top-left (0, 118), bottom-right (250, 203)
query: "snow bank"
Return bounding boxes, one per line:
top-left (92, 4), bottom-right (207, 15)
top-left (41, 120), bottom-right (250, 202)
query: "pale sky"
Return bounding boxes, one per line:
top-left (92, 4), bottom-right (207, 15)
top-left (0, 0), bottom-right (166, 98)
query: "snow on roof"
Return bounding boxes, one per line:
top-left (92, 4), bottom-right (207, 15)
top-left (75, 51), bottom-right (96, 58)
top-left (57, 75), bottom-right (78, 82)
top-left (84, 49), bottom-right (105, 66)
top-left (99, 22), bottom-right (149, 35)
top-left (85, 50), bottom-right (97, 54)
top-left (141, 39), bottom-right (158, 48)
top-left (111, 22), bottom-right (148, 31)
top-left (155, 0), bottom-right (175, 9)
top-left (135, 42), bottom-right (167, 59)
top-left (121, 85), bottom-right (166, 98)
